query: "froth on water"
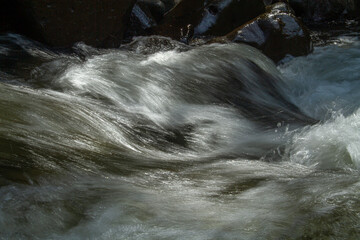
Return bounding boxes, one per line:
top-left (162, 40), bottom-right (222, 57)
top-left (0, 34), bottom-right (360, 239)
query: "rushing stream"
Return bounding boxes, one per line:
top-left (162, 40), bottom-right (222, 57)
top-left (1, 32), bottom-right (360, 239)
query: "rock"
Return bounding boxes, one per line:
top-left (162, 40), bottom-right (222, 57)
top-left (137, 0), bottom-right (166, 22)
top-left (125, 2), bottom-right (157, 39)
top-left (0, 1), bottom-right (24, 34)
top-left (289, 0), bottom-right (360, 23)
top-left (152, 0), bottom-right (203, 40)
top-left (347, 0), bottom-right (360, 17)
top-left (180, 24), bottom-right (194, 44)
top-left (200, 0), bottom-right (266, 36)
top-left (264, 0), bottom-right (289, 5)
top-left (133, 2), bottom-right (157, 28)
top-left (137, 0), bottom-right (177, 22)
top-left (121, 35), bottom-right (190, 55)
top-left (1, 0), bottom-right (137, 48)
top-left (268, 1), bottom-right (295, 14)
top-left (124, 0), bottom-right (179, 40)
top-left (153, 0), bottom-right (265, 41)
top-left (224, 2), bottom-right (313, 62)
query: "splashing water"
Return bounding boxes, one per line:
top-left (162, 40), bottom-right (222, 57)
top-left (1, 33), bottom-right (360, 239)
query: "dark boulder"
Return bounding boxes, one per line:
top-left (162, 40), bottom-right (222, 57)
top-left (347, 0), bottom-right (360, 17)
top-left (264, 0), bottom-right (289, 5)
top-left (289, 0), bottom-right (360, 23)
top-left (0, 1), bottom-right (25, 34)
top-left (0, 0), bottom-right (137, 48)
top-left (125, 2), bottom-right (158, 39)
top-left (125, 0), bottom-right (180, 39)
top-left (153, 0), bottom-right (265, 41)
top-left (137, 0), bottom-right (175, 22)
top-left (224, 2), bottom-right (313, 63)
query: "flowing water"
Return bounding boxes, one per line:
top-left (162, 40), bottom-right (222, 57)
top-left (0, 32), bottom-right (360, 239)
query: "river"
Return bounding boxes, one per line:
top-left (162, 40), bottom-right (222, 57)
top-left (0, 31), bottom-right (360, 239)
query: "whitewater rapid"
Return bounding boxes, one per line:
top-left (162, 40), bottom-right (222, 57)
top-left (0, 33), bottom-right (360, 239)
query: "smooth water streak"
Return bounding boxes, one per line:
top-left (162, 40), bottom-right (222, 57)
top-left (0, 33), bottom-right (360, 239)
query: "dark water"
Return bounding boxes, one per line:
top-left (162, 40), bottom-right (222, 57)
top-left (1, 33), bottom-right (360, 239)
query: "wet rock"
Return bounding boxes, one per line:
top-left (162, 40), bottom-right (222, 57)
top-left (125, 0), bottom-right (180, 39)
top-left (268, 1), bottom-right (295, 14)
top-left (125, 2), bottom-right (158, 39)
top-left (133, 2), bottom-right (158, 28)
top-left (153, 0), bottom-right (265, 41)
top-left (289, 0), bottom-right (360, 23)
top-left (137, 0), bottom-right (166, 22)
top-left (223, 2), bottom-right (313, 63)
top-left (121, 35), bottom-right (190, 54)
top-left (180, 24), bottom-right (194, 44)
top-left (1, 0), bottom-right (137, 48)
top-left (136, 0), bottom-right (178, 22)
top-left (264, 0), bottom-right (289, 5)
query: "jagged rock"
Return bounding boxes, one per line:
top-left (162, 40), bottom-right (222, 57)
top-left (289, 0), bottom-right (360, 23)
top-left (0, 0), bottom-right (137, 48)
top-left (153, 0), bottom-right (265, 41)
top-left (224, 2), bottom-right (313, 62)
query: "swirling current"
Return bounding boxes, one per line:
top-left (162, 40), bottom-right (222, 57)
top-left (1, 33), bottom-right (360, 239)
